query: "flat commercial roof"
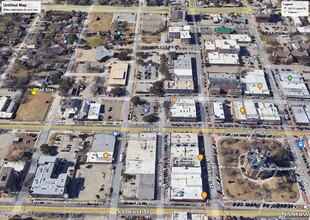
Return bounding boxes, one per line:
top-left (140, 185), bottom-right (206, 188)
top-left (213, 102), bottom-right (225, 120)
top-left (0, 97), bottom-right (8, 111)
top-left (170, 98), bottom-right (197, 118)
top-left (90, 133), bottom-right (116, 153)
top-left (87, 103), bottom-right (101, 120)
top-left (208, 52), bottom-right (239, 65)
top-left (171, 133), bottom-right (198, 144)
top-left (230, 34), bottom-right (252, 42)
top-left (125, 133), bottom-right (157, 175)
top-left (244, 101), bottom-right (259, 119)
top-left (278, 72), bottom-right (310, 98)
top-left (174, 55), bottom-right (193, 77)
top-left (241, 70), bottom-right (269, 95)
top-left (87, 133), bottom-right (115, 163)
top-left (164, 80), bottom-right (194, 91)
top-left (232, 101), bottom-right (280, 123)
top-left (232, 101), bottom-right (247, 121)
top-left (180, 31), bottom-right (191, 39)
top-left (215, 39), bottom-right (239, 50)
top-left (108, 62), bottom-right (129, 86)
top-left (256, 102), bottom-right (280, 122)
top-left (291, 105), bottom-right (310, 124)
top-left (135, 174), bottom-right (155, 200)
top-left (170, 133), bottom-right (202, 200)
top-left (30, 156), bottom-right (67, 197)
top-left (169, 25), bottom-right (190, 33)
top-left (204, 40), bottom-right (216, 51)
top-left (172, 212), bottom-right (208, 220)
top-left (170, 167), bottom-right (202, 200)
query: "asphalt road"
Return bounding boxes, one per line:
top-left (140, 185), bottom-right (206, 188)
top-left (1, 204), bottom-right (309, 217)
top-left (2, 123), bottom-right (309, 136)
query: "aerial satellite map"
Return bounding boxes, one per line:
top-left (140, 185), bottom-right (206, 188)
top-left (0, 0), bottom-right (309, 219)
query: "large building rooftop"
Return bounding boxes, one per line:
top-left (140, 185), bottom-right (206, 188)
top-left (125, 133), bottom-right (157, 175)
top-left (232, 101), bottom-right (280, 124)
top-left (170, 133), bottom-right (202, 200)
top-left (278, 72), bottom-right (310, 98)
top-left (30, 156), bottom-right (68, 197)
top-left (212, 102), bottom-right (226, 122)
top-left (230, 34), bottom-right (252, 43)
top-left (170, 98), bottom-right (197, 119)
top-left (241, 70), bottom-right (270, 95)
top-left (207, 52), bottom-right (239, 65)
top-left (86, 133), bottom-right (116, 163)
top-left (174, 55), bottom-right (193, 78)
top-left (291, 104), bottom-right (310, 125)
top-left (214, 39), bottom-right (240, 52)
top-left (108, 62), bottom-right (129, 86)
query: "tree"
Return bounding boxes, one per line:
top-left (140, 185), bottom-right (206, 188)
top-left (163, 101), bottom-right (171, 112)
top-left (50, 72), bottom-right (62, 84)
top-left (59, 77), bottom-right (74, 96)
top-left (142, 114), bottom-right (159, 123)
top-left (110, 87), bottom-right (126, 97)
top-left (150, 81), bottom-right (165, 96)
top-left (130, 96), bottom-right (141, 105)
top-left (40, 144), bottom-right (54, 155)
top-left (117, 51), bottom-right (129, 61)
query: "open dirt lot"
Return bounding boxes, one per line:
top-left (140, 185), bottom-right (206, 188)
top-left (141, 14), bottom-right (166, 34)
top-left (87, 13), bottom-right (114, 32)
top-left (16, 91), bottom-right (53, 121)
top-left (100, 100), bottom-right (124, 121)
top-left (0, 133), bottom-right (15, 161)
top-left (76, 49), bottom-right (97, 62)
top-left (74, 164), bottom-right (113, 201)
top-left (141, 35), bottom-right (160, 44)
top-left (5, 132), bottom-right (37, 161)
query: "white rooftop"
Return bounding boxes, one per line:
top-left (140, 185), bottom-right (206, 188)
top-left (291, 104), bottom-right (310, 124)
top-left (180, 31), bottom-right (191, 39)
top-left (30, 156), bottom-right (67, 197)
top-left (170, 98), bottom-right (197, 118)
top-left (241, 70), bottom-right (270, 95)
top-left (125, 133), bottom-right (157, 175)
top-left (230, 34), bottom-right (252, 42)
top-left (256, 102), bottom-right (281, 122)
top-left (215, 39), bottom-right (239, 50)
top-left (87, 103), bottom-right (101, 120)
top-left (232, 101), bottom-right (280, 123)
top-left (279, 72), bottom-right (310, 98)
top-left (170, 167), bottom-right (202, 200)
top-left (204, 40), bottom-right (216, 51)
top-left (213, 102), bottom-right (225, 121)
top-left (172, 212), bottom-right (208, 220)
top-left (208, 52), bottom-right (239, 65)
top-left (170, 133), bottom-right (202, 201)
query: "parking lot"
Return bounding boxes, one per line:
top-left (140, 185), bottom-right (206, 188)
top-left (48, 133), bottom-right (93, 161)
top-left (130, 100), bottom-right (159, 122)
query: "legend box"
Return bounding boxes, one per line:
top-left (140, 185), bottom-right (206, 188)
top-left (282, 1), bottom-right (309, 17)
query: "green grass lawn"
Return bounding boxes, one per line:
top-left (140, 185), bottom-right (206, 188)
top-left (85, 37), bottom-right (106, 47)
